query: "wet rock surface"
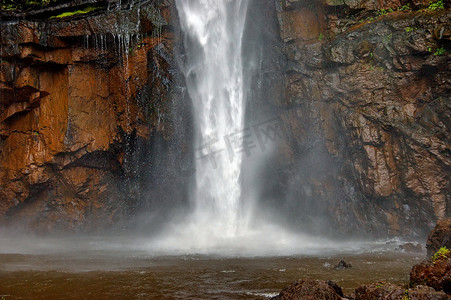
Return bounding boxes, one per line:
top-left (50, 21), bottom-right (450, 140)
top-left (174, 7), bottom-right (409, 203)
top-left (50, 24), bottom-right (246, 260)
top-left (355, 282), bottom-right (448, 300)
top-left (271, 279), bottom-right (345, 300)
top-left (0, 0), bottom-right (186, 231)
top-left (410, 252), bottom-right (451, 294)
top-left (335, 260), bottom-right (353, 270)
top-left (0, 0), bottom-right (449, 237)
top-left (426, 218), bottom-right (451, 256)
top-left (273, 0), bottom-right (450, 237)
top-left (399, 243), bottom-right (423, 253)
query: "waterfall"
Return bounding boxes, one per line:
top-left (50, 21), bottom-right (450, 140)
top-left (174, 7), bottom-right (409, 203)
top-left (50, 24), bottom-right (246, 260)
top-left (146, 0), bottom-right (332, 255)
top-left (176, 0), bottom-right (249, 237)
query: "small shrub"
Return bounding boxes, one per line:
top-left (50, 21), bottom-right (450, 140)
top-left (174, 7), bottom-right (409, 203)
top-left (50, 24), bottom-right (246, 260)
top-left (434, 47), bottom-right (446, 56)
top-left (402, 289), bottom-right (411, 300)
top-left (398, 4), bottom-right (411, 11)
top-left (432, 247), bottom-right (450, 263)
top-left (428, 0), bottom-right (444, 10)
top-left (377, 9), bottom-right (388, 16)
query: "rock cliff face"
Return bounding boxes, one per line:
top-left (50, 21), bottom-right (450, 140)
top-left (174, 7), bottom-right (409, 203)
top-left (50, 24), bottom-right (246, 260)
top-left (0, 0), bottom-right (184, 232)
top-left (273, 0), bottom-right (450, 237)
top-left (0, 0), bottom-right (449, 238)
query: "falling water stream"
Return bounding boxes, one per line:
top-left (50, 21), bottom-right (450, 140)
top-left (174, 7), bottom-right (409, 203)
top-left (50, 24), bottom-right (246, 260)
top-left (176, 0), bottom-right (248, 237)
top-left (0, 2), bottom-right (429, 299)
top-left (146, 0), bottom-right (359, 255)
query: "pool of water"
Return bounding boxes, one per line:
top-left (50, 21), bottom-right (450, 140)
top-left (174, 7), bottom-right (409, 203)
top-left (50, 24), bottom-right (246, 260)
top-left (0, 250), bottom-right (423, 299)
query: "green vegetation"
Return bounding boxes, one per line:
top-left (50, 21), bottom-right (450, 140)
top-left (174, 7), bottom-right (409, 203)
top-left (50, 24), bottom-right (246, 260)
top-left (377, 8), bottom-right (391, 16)
top-left (427, 0), bottom-right (444, 10)
top-left (402, 289), bottom-right (410, 300)
top-left (0, 0), bottom-right (62, 11)
top-left (405, 27), bottom-right (415, 32)
top-left (434, 46), bottom-right (446, 56)
top-left (377, 3), bottom-right (410, 16)
top-left (50, 6), bottom-right (98, 19)
top-left (398, 4), bottom-right (411, 11)
top-left (432, 247), bottom-right (450, 263)
top-left (318, 33), bottom-right (323, 41)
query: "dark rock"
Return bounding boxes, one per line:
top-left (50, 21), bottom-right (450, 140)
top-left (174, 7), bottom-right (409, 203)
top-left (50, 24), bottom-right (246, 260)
top-left (410, 253), bottom-right (451, 294)
top-left (271, 279), bottom-right (344, 300)
top-left (355, 282), bottom-right (448, 300)
top-left (399, 243), bottom-right (423, 253)
top-left (327, 280), bottom-right (344, 297)
top-left (409, 285), bottom-right (449, 300)
top-left (335, 260), bottom-right (352, 270)
top-left (427, 218), bottom-right (451, 257)
top-left (274, 0), bottom-right (451, 237)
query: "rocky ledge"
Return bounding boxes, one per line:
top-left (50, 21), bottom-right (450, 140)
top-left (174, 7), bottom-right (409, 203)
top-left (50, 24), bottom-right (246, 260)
top-left (271, 0), bottom-right (450, 237)
top-left (0, 0), bottom-right (178, 232)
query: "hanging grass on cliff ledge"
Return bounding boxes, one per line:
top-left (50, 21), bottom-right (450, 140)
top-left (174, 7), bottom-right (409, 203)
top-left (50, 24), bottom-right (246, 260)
top-left (0, 0), bottom-right (66, 11)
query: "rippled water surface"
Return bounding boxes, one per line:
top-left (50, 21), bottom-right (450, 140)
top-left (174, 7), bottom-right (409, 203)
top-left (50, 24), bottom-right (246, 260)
top-left (0, 249), bottom-right (423, 299)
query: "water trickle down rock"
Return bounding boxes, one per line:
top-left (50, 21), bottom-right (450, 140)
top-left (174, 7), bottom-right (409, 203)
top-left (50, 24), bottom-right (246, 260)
top-left (0, 0), bottom-right (176, 231)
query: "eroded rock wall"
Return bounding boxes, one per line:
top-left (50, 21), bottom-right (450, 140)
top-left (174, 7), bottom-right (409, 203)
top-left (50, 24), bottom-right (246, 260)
top-left (0, 0), bottom-right (180, 232)
top-left (274, 0), bottom-right (450, 237)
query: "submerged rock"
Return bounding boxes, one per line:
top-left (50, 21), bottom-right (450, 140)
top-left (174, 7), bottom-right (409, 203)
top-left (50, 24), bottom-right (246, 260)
top-left (427, 218), bottom-right (451, 257)
top-left (271, 279), bottom-right (345, 300)
top-left (335, 260), bottom-right (352, 270)
top-left (399, 243), bottom-right (423, 253)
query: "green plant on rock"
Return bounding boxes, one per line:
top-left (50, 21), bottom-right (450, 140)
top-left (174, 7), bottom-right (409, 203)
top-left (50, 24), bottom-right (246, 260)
top-left (377, 9), bottom-right (388, 16)
top-left (428, 0), bottom-right (444, 10)
top-left (434, 47), bottom-right (446, 56)
top-left (318, 33), bottom-right (323, 41)
top-left (402, 289), bottom-right (411, 300)
top-left (398, 4), bottom-right (411, 11)
top-left (405, 27), bottom-right (415, 32)
top-left (402, 289), bottom-right (410, 300)
top-left (50, 6), bottom-right (98, 19)
top-left (1, 0), bottom-right (61, 11)
top-left (432, 247), bottom-right (450, 263)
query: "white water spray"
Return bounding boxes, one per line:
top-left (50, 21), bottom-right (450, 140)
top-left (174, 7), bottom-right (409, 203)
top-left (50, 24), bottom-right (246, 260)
top-left (144, 0), bottom-right (342, 255)
top-left (177, 0), bottom-right (249, 237)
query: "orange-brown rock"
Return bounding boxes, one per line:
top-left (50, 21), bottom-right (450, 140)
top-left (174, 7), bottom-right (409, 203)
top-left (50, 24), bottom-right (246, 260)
top-left (410, 253), bottom-right (451, 294)
top-left (0, 1), bottom-right (177, 231)
top-left (426, 218), bottom-right (451, 257)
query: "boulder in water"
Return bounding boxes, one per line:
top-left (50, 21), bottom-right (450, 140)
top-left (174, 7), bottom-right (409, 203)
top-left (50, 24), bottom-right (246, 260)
top-left (335, 260), bottom-right (352, 270)
top-left (399, 243), bottom-right (423, 253)
top-left (271, 279), bottom-right (345, 300)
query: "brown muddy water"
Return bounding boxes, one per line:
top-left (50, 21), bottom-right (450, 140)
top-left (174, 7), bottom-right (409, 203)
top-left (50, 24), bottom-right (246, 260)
top-left (0, 250), bottom-right (424, 299)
